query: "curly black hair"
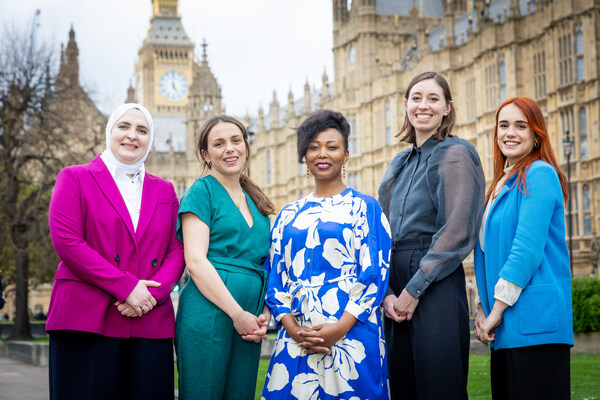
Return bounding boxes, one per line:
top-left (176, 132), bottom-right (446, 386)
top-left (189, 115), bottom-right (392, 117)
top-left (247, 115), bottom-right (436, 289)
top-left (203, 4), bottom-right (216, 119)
top-left (296, 109), bottom-right (350, 163)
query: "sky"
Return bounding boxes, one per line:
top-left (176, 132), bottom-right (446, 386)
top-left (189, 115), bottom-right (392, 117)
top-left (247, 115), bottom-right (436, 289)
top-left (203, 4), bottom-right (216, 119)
top-left (0, 0), bottom-right (334, 117)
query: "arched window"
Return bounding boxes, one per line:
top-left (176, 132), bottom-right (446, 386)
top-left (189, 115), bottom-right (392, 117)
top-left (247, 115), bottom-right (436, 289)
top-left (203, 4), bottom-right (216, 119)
top-left (498, 56), bottom-right (506, 102)
top-left (579, 107), bottom-right (588, 133)
top-left (583, 184), bottom-right (592, 235)
top-left (575, 24), bottom-right (584, 81)
top-left (579, 107), bottom-right (588, 159)
top-left (385, 102), bottom-right (392, 145)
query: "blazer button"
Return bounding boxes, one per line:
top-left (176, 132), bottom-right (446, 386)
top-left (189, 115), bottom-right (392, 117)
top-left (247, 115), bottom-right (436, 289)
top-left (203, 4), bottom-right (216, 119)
top-left (151, 259), bottom-right (158, 267)
top-left (114, 254), bottom-right (120, 263)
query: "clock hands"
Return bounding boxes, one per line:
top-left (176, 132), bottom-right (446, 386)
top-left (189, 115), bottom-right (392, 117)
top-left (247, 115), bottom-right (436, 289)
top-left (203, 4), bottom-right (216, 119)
top-left (160, 71), bottom-right (187, 100)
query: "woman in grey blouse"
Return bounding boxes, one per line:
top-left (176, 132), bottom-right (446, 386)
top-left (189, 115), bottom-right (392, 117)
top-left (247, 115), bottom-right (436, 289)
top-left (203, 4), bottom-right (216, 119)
top-left (378, 71), bottom-right (485, 400)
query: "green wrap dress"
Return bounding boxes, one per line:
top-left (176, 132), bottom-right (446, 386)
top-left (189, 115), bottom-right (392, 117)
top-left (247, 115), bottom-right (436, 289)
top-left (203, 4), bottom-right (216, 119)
top-left (175, 175), bottom-right (270, 400)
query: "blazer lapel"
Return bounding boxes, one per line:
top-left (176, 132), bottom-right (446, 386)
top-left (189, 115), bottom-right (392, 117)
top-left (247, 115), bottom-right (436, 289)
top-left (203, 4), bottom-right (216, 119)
top-left (88, 155), bottom-right (136, 239)
top-left (487, 175), bottom-right (517, 222)
top-left (135, 173), bottom-right (159, 240)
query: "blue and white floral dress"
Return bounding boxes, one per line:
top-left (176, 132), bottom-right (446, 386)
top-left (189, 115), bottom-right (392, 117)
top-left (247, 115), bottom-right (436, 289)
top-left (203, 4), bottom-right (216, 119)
top-left (262, 188), bottom-right (391, 400)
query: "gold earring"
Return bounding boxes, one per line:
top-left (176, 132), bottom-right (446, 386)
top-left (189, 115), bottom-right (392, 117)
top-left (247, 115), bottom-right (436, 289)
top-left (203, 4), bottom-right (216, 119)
top-left (207, 161), bottom-right (212, 169)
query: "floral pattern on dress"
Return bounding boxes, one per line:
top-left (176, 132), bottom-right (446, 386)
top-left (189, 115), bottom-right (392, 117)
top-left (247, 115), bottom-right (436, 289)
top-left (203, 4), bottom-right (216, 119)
top-left (262, 188), bottom-right (391, 400)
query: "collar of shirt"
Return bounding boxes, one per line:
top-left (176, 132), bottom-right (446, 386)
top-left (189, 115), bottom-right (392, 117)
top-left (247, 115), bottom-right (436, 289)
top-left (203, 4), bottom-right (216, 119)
top-left (100, 153), bottom-right (145, 185)
top-left (99, 153), bottom-right (145, 231)
top-left (411, 135), bottom-right (439, 159)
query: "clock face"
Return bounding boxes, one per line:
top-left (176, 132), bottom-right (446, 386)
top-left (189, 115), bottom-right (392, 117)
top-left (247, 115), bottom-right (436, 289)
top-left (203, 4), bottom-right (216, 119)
top-left (348, 45), bottom-right (356, 66)
top-left (159, 70), bottom-right (188, 101)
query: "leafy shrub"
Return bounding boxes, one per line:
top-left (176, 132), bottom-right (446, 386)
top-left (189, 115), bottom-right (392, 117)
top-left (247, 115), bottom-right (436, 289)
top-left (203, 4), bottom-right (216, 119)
top-left (572, 277), bottom-right (600, 333)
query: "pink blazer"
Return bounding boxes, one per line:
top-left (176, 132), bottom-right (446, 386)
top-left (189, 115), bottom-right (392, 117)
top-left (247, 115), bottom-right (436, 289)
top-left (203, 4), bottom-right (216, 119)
top-left (46, 155), bottom-right (185, 338)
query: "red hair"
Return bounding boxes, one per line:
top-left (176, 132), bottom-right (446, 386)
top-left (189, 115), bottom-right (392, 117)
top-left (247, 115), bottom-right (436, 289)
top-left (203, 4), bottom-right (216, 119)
top-left (487, 97), bottom-right (568, 203)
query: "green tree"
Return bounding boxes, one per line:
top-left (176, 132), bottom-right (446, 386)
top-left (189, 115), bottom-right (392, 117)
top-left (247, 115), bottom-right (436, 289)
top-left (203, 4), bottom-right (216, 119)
top-left (0, 26), bottom-right (99, 339)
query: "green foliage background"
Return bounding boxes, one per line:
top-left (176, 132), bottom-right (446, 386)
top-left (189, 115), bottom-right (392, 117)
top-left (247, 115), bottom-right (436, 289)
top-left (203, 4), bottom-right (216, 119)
top-left (572, 277), bottom-right (600, 333)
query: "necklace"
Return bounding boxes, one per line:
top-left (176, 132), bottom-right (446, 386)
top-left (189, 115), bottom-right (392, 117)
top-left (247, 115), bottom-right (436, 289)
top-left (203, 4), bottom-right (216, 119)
top-left (225, 186), bottom-right (244, 209)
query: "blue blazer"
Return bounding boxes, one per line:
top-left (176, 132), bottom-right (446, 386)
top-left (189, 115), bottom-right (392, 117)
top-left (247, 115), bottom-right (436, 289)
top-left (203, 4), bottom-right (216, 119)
top-left (474, 160), bottom-right (573, 350)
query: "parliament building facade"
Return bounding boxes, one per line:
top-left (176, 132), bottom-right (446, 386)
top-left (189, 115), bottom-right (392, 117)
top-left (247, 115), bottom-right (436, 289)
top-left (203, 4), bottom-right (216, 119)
top-left (247, 0), bottom-right (600, 286)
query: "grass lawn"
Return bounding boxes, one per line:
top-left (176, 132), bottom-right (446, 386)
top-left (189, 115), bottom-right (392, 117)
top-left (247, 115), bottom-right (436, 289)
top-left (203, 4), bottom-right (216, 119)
top-left (251, 354), bottom-right (600, 400)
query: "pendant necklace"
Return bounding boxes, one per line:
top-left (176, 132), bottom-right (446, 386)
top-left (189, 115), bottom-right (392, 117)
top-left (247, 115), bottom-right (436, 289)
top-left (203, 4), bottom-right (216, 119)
top-left (226, 187), bottom-right (243, 209)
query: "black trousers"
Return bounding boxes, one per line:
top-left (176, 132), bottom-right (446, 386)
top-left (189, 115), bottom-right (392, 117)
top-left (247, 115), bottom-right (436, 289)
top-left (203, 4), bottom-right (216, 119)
top-left (491, 344), bottom-right (571, 400)
top-left (385, 239), bottom-right (469, 400)
top-left (49, 330), bottom-right (174, 400)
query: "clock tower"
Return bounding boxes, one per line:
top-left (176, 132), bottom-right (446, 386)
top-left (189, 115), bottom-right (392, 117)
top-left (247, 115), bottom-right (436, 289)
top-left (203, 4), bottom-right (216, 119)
top-left (134, 0), bottom-right (224, 192)
top-left (134, 0), bottom-right (194, 154)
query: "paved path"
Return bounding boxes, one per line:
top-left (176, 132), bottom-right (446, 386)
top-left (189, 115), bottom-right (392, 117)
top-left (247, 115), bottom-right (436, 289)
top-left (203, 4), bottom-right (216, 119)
top-left (0, 356), bottom-right (48, 400)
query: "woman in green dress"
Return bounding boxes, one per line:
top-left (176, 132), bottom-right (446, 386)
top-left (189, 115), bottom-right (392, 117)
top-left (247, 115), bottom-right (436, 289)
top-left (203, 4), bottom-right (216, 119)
top-left (175, 115), bottom-right (276, 399)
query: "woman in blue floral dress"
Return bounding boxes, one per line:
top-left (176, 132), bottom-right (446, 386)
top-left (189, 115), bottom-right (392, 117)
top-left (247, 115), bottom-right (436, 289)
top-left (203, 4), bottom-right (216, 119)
top-left (262, 110), bottom-right (392, 400)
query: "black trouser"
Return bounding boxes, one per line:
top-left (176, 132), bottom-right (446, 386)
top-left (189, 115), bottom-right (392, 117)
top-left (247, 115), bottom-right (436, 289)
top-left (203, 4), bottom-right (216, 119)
top-left (491, 344), bottom-right (571, 400)
top-left (49, 330), bottom-right (174, 400)
top-left (385, 238), bottom-right (469, 400)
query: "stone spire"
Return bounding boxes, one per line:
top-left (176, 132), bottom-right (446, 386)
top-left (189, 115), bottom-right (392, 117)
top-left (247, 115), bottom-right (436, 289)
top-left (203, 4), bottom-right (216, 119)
top-left (270, 90), bottom-right (280, 129)
top-left (57, 25), bottom-right (80, 87)
top-left (244, 112), bottom-right (251, 132)
top-left (257, 104), bottom-right (265, 132)
top-left (186, 38), bottom-right (222, 121)
top-left (509, 0), bottom-right (521, 18)
top-left (444, 1), bottom-right (455, 47)
top-left (286, 88), bottom-right (295, 121)
top-left (320, 69), bottom-right (330, 104)
top-left (126, 80), bottom-right (136, 103)
top-left (201, 38), bottom-right (208, 65)
top-left (303, 80), bottom-right (311, 115)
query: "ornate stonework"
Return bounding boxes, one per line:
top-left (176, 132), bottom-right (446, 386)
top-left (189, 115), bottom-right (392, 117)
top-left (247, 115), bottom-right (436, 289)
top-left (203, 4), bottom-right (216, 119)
top-left (249, 0), bottom-right (600, 287)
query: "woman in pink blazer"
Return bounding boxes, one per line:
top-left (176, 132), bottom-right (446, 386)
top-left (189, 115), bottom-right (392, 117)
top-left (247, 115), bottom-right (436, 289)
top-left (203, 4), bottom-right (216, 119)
top-left (47, 103), bottom-right (185, 400)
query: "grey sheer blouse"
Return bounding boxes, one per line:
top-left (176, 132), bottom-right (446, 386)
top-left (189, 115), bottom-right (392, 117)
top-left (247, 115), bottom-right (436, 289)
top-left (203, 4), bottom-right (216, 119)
top-left (378, 136), bottom-right (485, 299)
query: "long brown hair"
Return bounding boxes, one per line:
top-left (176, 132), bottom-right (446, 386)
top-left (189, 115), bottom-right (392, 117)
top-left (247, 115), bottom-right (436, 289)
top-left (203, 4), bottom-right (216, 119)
top-left (195, 115), bottom-right (276, 215)
top-left (487, 97), bottom-right (568, 202)
top-left (397, 71), bottom-right (456, 143)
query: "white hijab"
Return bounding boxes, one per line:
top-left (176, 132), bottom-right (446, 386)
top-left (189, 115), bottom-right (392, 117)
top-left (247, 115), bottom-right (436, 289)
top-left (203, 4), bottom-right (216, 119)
top-left (101, 103), bottom-right (154, 175)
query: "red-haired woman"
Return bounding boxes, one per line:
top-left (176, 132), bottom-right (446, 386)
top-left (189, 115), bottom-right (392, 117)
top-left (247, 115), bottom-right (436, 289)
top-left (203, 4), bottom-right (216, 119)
top-left (474, 97), bottom-right (573, 399)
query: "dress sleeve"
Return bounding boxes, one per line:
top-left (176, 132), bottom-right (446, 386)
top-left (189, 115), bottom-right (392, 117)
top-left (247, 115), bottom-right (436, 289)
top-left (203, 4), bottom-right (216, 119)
top-left (345, 197), bottom-right (392, 323)
top-left (176, 179), bottom-right (212, 242)
top-left (498, 164), bottom-right (562, 288)
top-left (405, 142), bottom-right (485, 298)
top-left (265, 208), bottom-right (294, 322)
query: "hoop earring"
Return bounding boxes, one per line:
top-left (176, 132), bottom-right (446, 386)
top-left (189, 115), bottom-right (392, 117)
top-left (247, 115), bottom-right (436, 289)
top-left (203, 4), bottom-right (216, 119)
top-left (343, 165), bottom-right (346, 179)
top-left (207, 161), bottom-right (212, 169)
top-left (534, 141), bottom-right (540, 148)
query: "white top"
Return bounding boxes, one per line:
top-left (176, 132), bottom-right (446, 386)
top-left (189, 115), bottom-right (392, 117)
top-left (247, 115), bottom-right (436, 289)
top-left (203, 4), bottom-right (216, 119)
top-left (477, 165), bottom-right (522, 307)
top-left (100, 153), bottom-right (145, 231)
